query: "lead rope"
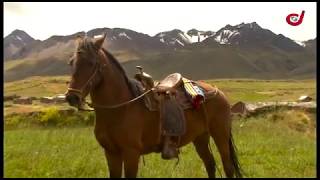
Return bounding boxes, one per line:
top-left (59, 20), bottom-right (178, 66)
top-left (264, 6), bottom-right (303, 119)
top-left (77, 89), bottom-right (153, 111)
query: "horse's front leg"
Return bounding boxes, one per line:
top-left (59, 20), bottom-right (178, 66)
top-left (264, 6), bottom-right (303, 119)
top-left (104, 150), bottom-right (123, 178)
top-left (123, 148), bottom-right (141, 178)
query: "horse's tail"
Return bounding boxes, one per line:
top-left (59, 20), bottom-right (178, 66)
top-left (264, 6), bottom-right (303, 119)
top-left (229, 132), bottom-right (244, 178)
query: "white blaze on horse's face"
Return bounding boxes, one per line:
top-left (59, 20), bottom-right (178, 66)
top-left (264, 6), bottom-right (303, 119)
top-left (65, 34), bottom-right (107, 108)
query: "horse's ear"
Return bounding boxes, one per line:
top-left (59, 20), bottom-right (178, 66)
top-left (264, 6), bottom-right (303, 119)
top-left (94, 33), bottom-right (107, 50)
top-left (75, 35), bottom-right (83, 44)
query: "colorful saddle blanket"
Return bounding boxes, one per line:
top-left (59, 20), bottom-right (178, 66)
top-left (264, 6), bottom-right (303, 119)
top-left (182, 78), bottom-right (206, 109)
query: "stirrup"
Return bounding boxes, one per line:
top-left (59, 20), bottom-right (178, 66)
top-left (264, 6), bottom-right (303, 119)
top-left (161, 143), bottom-right (179, 160)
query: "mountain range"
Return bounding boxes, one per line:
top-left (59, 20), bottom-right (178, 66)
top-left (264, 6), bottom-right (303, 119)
top-left (3, 22), bottom-right (316, 82)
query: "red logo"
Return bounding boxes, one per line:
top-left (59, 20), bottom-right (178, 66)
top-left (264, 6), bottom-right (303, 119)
top-left (286, 10), bottom-right (305, 26)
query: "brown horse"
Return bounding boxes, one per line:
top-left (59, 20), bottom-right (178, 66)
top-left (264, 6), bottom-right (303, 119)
top-left (65, 34), bottom-right (243, 178)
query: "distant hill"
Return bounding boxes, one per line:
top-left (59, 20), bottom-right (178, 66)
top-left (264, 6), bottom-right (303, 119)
top-left (3, 22), bottom-right (316, 82)
top-left (303, 38), bottom-right (316, 55)
top-left (4, 30), bottom-right (36, 60)
top-left (122, 46), bottom-right (315, 80)
top-left (203, 22), bottom-right (304, 52)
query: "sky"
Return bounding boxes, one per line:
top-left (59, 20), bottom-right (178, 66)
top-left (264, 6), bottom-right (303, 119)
top-left (3, 2), bottom-right (317, 41)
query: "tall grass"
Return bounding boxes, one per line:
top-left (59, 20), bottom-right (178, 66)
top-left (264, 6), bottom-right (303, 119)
top-left (4, 110), bottom-right (316, 178)
top-left (4, 78), bottom-right (316, 177)
top-left (4, 107), bottom-right (95, 130)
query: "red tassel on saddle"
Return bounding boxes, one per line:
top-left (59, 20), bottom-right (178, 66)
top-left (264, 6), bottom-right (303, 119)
top-left (192, 95), bottom-right (204, 109)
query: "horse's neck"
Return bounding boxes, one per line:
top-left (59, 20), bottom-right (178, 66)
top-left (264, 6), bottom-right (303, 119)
top-left (90, 56), bottom-right (132, 106)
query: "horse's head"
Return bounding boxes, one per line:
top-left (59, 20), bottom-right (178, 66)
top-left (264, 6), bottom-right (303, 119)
top-left (65, 33), bottom-right (107, 108)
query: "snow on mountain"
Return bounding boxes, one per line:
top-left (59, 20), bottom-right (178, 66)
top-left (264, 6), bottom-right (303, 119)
top-left (186, 29), bottom-right (215, 43)
top-left (205, 22), bottom-right (268, 45)
top-left (118, 32), bottom-right (132, 40)
top-left (203, 22), bottom-right (305, 52)
top-left (294, 40), bottom-right (306, 47)
top-left (214, 29), bottom-right (240, 44)
top-left (155, 29), bottom-right (214, 47)
top-left (16, 35), bottom-right (22, 41)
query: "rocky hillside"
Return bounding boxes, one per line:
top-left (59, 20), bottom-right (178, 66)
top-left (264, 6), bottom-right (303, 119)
top-left (3, 22), bottom-right (316, 82)
top-left (4, 30), bottom-right (36, 60)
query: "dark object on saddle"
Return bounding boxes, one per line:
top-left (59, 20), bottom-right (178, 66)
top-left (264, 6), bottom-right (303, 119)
top-left (133, 66), bottom-right (187, 137)
top-left (132, 66), bottom-right (207, 137)
top-left (160, 94), bottom-right (186, 136)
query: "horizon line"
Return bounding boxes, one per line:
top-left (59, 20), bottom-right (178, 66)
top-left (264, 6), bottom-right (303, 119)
top-left (4, 21), bottom-right (317, 42)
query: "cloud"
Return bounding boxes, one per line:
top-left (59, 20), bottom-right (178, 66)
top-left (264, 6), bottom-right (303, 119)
top-left (4, 2), bottom-right (26, 15)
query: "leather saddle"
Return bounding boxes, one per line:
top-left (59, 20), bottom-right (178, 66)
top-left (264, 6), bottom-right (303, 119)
top-left (134, 66), bottom-right (195, 137)
top-left (134, 66), bottom-right (183, 93)
top-left (132, 66), bottom-right (218, 159)
top-left (154, 73), bottom-right (182, 93)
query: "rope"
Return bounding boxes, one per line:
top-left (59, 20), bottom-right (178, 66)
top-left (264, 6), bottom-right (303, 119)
top-left (86, 89), bottom-right (152, 109)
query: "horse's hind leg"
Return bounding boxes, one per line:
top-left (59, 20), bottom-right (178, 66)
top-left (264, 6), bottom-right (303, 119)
top-left (193, 133), bottom-right (216, 178)
top-left (104, 150), bottom-right (123, 178)
top-left (209, 117), bottom-right (236, 178)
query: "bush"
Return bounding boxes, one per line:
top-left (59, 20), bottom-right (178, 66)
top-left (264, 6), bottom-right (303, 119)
top-left (39, 107), bottom-right (61, 126)
top-left (4, 108), bottom-right (96, 129)
top-left (5, 115), bottom-right (24, 128)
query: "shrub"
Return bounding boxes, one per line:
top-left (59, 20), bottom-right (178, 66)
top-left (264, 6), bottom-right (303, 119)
top-left (39, 107), bottom-right (61, 126)
top-left (5, 115), bottom-right (24, 128)
top-left (5, 107), bottom-right (96, 129)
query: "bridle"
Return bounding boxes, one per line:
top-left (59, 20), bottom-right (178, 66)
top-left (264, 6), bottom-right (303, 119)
top-left (67, 58), bottom-right (101, 98)
top-left (66, 47), bottom-right (105, 98)
top-left (66, 49), bottom-right (152, 111)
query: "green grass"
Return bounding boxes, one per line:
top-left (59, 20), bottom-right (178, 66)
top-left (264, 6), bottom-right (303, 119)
top-left (4, 76), bottom-right (70, 97)
top-left (4, 76), bottom-right (315, 103)
top-left (4, 107), bottom-right (94, 130)
top-left (4, 77), bottom-right (316, 177)
top-left (206, 79), bottom-right (316, 104)
top-left (4, 110), bottom-right (316, 178)
top-left (4, 59), bottom-right (29, 71)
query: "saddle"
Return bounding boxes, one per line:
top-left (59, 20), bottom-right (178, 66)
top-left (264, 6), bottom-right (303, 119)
top-left (134, 66), bottom-right (206, 137)
top-left (154, 73), bottom-right (182, 93)
top-left (132, 66), bottom-right (219, 159)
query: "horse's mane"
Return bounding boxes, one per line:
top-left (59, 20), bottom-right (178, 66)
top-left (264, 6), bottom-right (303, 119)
top-left (79, 37), bottom-right (136, 97)
top-left (101, 48), bottom-right (136, 97)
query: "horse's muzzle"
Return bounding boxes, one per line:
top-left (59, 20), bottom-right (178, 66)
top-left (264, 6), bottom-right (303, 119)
top-left (65, 93), bottom-right (81, 107)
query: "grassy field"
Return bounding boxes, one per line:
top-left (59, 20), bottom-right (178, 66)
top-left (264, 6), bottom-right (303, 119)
top-left (4, 110), bottom-right (316, 178)
top-left (4, 76), bottom-right (316, 103)
top-left (4, 76), bottom-right (70, 97)
top-left (208, 79), bottom-right (316, 103)
top-left (4, 77), bottom-right (316, 177)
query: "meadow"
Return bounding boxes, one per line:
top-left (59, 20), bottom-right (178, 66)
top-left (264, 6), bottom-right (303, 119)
top-left (3, 77), bottom-right (317, 178)
top-left (4, 76), bottom-right (316, 103)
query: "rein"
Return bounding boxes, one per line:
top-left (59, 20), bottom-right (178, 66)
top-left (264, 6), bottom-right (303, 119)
top-left (81, 89), bottom-right (153, 111)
